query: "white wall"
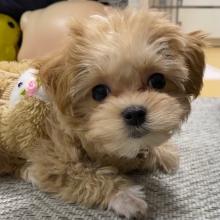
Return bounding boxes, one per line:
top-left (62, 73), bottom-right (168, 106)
top-left (183, 0), bottom-right (220, 6)
top-left (128, 0), bottom-right (148, 8)
top-left (128, 0), bottom-right (220, 38)
top-left (179, 0), bottom-right (220, 37)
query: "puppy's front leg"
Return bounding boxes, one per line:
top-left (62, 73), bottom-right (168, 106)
top-left (143, 142), bottom-right (179, 173)
top-left (21, 160), bottom-right (147, 219)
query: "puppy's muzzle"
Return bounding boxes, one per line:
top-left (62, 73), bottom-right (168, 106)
top-left (122, 106), bottom-right (146, 127)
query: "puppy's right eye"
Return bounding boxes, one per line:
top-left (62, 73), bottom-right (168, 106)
top-left (148, 73), bottom-right (166, 90)
top-left (92, 84), bottom-right (110, 101)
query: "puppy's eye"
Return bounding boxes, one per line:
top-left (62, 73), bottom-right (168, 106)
top-left (148, 73), bottom-right (166, 89)
top-left (92, 84), bottom-right (110, 101)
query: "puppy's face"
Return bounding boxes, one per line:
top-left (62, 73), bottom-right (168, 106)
top-left (41, 10), bottom-right (205, 159)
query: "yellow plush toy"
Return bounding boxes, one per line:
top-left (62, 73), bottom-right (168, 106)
top-left (0, 14), bottom-right (20, 61)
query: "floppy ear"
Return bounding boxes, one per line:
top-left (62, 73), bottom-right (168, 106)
top-left (36, 20), bottom-right (87, 114)
top-left (35, 50), bottom-right (74, 114)
top-left (183, 31), bottom-right (206, 98)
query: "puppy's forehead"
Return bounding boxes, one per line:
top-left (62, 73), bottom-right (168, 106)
top-left (72, 10), bottom-right (188, 93)
top-left (83, 10), bottom-right (186, 71)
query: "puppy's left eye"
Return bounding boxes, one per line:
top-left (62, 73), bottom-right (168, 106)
top-left (148, 73), bottom-right (166, 90)
top-left (92, 84), bottom-right (110, 101)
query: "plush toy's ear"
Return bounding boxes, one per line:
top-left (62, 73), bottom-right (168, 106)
top-left (183, 31), bottom-right (206, 98)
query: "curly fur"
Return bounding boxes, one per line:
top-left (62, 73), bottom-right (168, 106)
top-left (0, 9), bottom-right (205, 219)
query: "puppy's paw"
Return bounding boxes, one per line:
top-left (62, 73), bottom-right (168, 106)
top-left (20, 165), bottom-right (38, 186)
top-left (157, 144), bottom-right (179, 174)
top-left (108, 185), bottom-right (148, 219)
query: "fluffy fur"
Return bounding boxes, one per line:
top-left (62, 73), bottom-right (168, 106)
top-left (0, 9), bottom-right (205, 219)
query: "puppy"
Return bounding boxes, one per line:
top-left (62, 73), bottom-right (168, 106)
top-left (0, 9), bottom-right (205, 219)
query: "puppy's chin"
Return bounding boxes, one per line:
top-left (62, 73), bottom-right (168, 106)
top-left (102, 132), bottom-right (174, 159)
top-left (84, 92), bottom-right (189, 159)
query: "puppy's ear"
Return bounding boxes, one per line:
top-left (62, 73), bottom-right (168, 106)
top-left (36, 50), bottom-right (73, 114)
top-left (37, 20), bottom-right (88, 114)
top-left (183, 31), bottom-right (206, 98)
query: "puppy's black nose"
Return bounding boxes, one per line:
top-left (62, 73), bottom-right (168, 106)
top-left (122, 106), bottom-right (146, 126)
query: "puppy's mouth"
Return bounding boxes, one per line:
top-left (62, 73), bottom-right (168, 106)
top-left (127, 126), bottom-right (149, 138)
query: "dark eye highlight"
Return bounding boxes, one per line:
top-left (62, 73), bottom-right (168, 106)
top-left (148, 73), bottom-right (166, 90)
top-left (92, 84), bottom-right (110, 101)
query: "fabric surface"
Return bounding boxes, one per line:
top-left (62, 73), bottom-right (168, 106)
top-left (0, 97), bottom-right (220, 220)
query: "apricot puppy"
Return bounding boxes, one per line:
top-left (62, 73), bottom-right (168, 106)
top-left (0, 9), bottom-right (205, 219)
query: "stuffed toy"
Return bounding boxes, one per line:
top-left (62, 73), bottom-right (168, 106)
top-left (0, 60), bottom-right (47, 175)
top-left (0, 14), bottom-right (20, 61)
top-left (18, 0), bottom-right (108, 60)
